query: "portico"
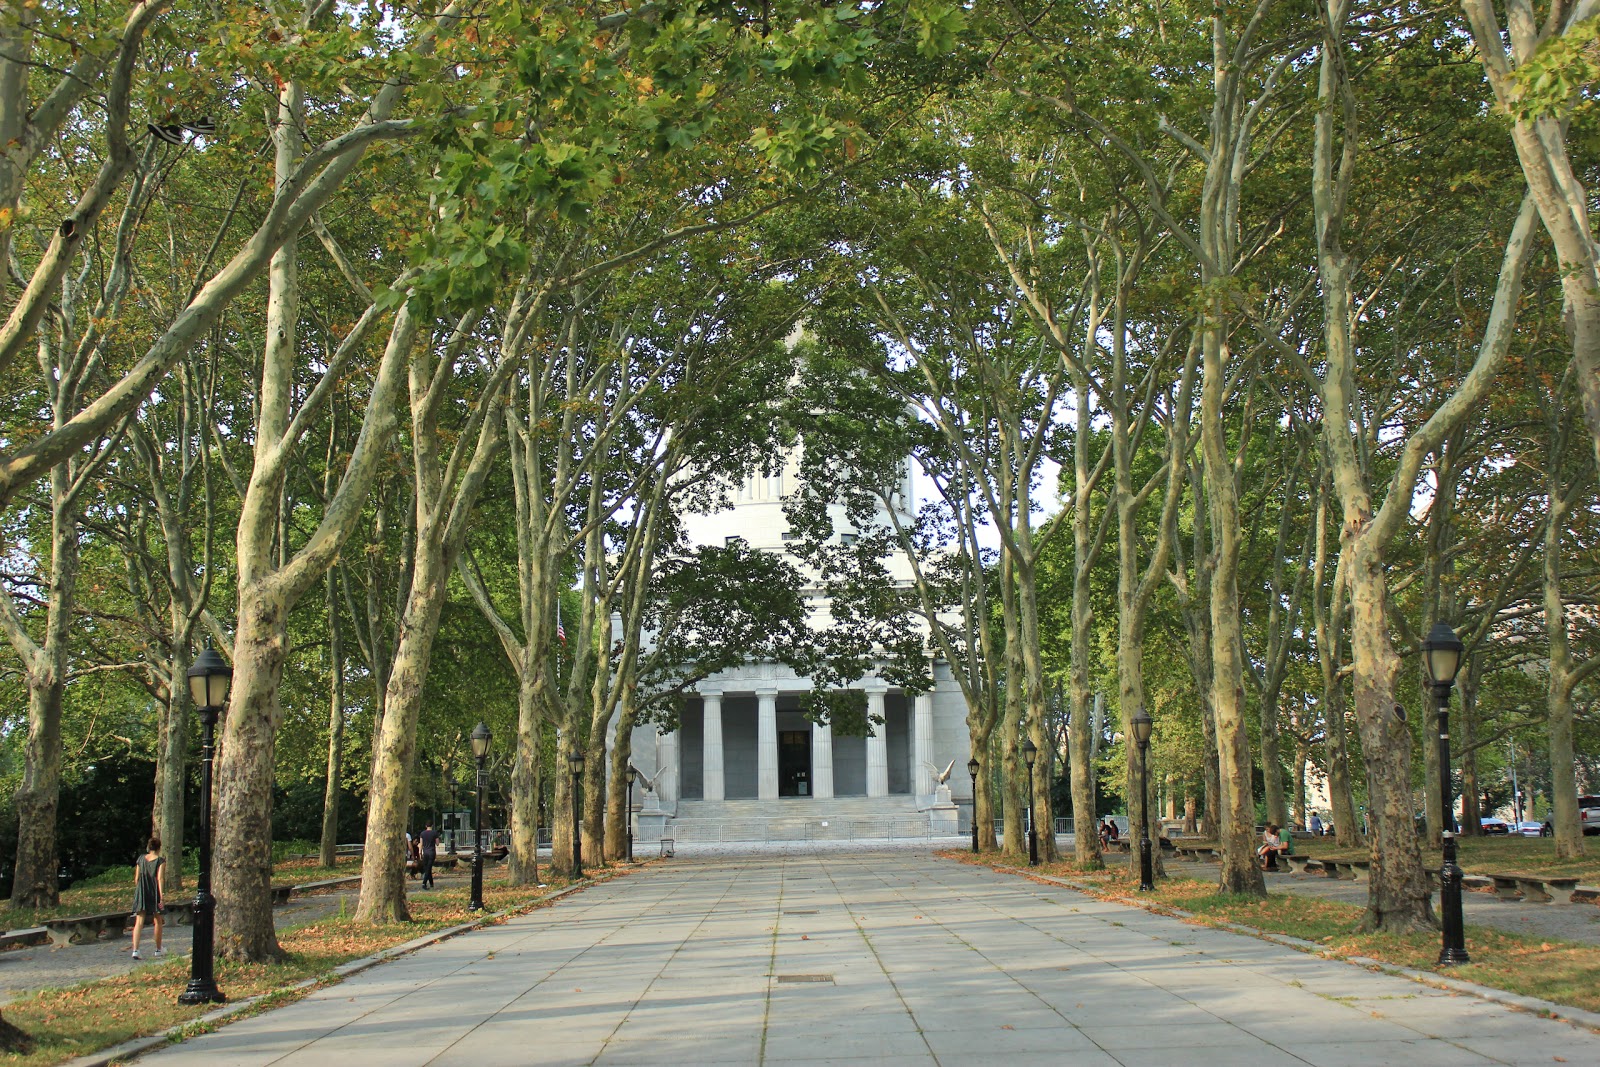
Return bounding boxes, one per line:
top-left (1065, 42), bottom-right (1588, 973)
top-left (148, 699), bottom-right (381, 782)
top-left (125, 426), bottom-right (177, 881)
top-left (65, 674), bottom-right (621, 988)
top-left (679, 682), bottom-right (923, 801)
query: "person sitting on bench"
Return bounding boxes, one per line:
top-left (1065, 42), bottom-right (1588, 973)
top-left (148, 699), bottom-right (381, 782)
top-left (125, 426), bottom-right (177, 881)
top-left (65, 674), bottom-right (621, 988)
top-left (1257, 823), bottom-right (1284, 870)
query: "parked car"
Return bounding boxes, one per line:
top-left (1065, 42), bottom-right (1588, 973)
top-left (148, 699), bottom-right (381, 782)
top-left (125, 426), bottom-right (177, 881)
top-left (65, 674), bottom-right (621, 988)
top-left (1580, 795), bottom-right (1600, 836)
top-left (1479, 816), bottom-right (1511, 834)
top-left (1515, 821), bottom-right (1548, 837)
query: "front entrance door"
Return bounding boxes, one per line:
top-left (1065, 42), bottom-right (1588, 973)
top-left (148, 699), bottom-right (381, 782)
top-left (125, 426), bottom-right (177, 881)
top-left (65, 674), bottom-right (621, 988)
top-left (779, 730), bottom-right (811, 797)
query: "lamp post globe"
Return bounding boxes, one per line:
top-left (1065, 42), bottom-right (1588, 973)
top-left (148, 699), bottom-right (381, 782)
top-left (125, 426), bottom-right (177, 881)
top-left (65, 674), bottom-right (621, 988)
top-left (967, 758), bottom-right (981, 854)
top-left (468, 723), bottom-right (491, 911)
top-left (1131, 708), bottom-right (1155, 892)
top-left (1423, 621), bottom-right (1470, 965)
top-left (178, 644), bottom-right (232, 1006)
top-left (1022, 738), bottom-right (1039, 866)
top-left (568, 750), bottom-right (586, 878)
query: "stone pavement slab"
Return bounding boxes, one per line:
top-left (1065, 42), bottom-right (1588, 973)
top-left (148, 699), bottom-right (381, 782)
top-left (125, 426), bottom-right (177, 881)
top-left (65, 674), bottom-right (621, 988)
top-left (130, 851), bottom-right (1600, 1066)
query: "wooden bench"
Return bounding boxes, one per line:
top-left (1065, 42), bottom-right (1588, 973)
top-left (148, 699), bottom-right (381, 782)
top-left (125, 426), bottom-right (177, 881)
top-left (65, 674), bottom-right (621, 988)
top-left (41, 911), bottom-right (131, 947)
top-left (1487, 873), bottom-right (1582, 903)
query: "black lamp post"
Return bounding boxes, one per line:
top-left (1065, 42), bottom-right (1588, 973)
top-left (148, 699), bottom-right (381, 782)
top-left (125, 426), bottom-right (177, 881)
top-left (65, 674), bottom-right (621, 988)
top-left (1022, 738), bottom-right (1039, 866)
top-left (568, 749), bottom-right (585, 878)
top-left (178, 645), bottom-right (232, 1006)
top-left (1424, 620), bottom-right (1469, 966)
top-left (625, 765), bottom-right (637, 863)
top-left (1132, 708), bottom-right (1155, 892)
top-left (468, 723), bottom-right (491, 911)
top-left (968, 758), bottom-right (980, 854)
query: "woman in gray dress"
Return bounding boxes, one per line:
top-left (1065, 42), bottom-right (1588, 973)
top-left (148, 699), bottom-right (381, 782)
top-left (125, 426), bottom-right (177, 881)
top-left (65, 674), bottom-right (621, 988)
top-left (130, 837), bottom-right (164, 960)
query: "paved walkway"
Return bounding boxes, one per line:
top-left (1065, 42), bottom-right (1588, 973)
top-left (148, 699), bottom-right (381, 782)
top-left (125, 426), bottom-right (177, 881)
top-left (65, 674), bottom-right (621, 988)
top-left (130, 850), bottom-right (1600, 1067)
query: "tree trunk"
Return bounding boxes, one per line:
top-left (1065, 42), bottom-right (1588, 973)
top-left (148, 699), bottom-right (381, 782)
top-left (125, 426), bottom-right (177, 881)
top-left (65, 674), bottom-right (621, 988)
top-left (1199, 316), bottom-right (1263, 896)
top-left (9, 474), bottom-right (80, 908)
top-left (11, 673), bottom-right (65, 908)
top-left (1347, 553), bottom-right (1435, 932)
top-left (551, 724), bottom-right (581, 878)
top-left (1069, 367), bottom-right (1103, 869)
top-left (319, 568), bottom-right (347, 870)
top-left (214, 591), bottom-right (291, 961)
top-left (1544, 475), bottom-right (1585, 858)
top-left (605, 689), bottom-right (639, 862)
top-left (507, 667), bottom-right (544, 884)
top-left (1014, 551), bottom-right (1057, 864)
top-left (583, 732), bottom-right (606, 869)
top-left (1459, 665), bottom-right (1482, 838)
top-left (968, 706), bottom-right (999, 851)
top-left (154, 638), bottom-right (190, 896)
top-left (1259, 686), bottom-right (1288, 831)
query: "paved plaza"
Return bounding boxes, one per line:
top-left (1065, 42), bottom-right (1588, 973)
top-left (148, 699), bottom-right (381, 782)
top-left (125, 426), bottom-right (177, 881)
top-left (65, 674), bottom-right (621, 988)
top-left (132, 850), bottom-right (1600, 1066)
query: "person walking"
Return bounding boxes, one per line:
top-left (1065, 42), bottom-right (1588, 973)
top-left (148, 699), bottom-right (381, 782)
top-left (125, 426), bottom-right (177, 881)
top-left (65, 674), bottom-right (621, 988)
top-left (130, 837), bottom-right (165, 960)
top-left (1310, 813), bottom-right (1323, 836)
top-left (419, 821), bottom-right (439, 889)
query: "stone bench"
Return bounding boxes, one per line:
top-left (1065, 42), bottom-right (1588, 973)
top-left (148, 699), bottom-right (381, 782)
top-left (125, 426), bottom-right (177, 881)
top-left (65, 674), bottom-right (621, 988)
top-left (1284, 854), bottom-right (1319, 875)
top-left (294, 875), bottom-right (361, 895)
top-left (0, 927), bottom-right (48, 951)
top-left (1173, 843), bottom-right (1218, 861)
top-left (1571, 885), bottom-right (1600, 905)
top-left (1487, 873), bottom-right (1582, 903)
top-left (1312, 859), bottom-right (1365, 881)
top-left (162, 900), bottom-right (197, 924)
top-left (41, 911), bottom-right (131, 947)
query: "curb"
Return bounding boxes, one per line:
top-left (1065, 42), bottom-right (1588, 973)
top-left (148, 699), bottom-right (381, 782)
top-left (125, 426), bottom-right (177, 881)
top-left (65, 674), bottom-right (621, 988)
top-left (992, 863), bottom-right (1600, 1033)
top-left (56, 877), bottom-right (602, 1067)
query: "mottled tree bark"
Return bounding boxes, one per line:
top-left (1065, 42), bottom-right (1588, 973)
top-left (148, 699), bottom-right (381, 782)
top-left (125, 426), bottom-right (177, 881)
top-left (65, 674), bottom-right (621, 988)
top-left (319, 569), bottom-right (347, 870)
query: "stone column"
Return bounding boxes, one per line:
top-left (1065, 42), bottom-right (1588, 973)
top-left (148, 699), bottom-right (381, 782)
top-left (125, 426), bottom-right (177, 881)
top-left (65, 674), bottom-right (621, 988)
top-left (659, 727), bottom-right (679, 811)
top-left (866, 684), bottom-right (889, 798)
top-left (758, 687), bottom-right (779, 800)
top-left (811, 719), bottom-right (835, 799)
top-left (702, 689), bottom-right (725, 801)
top-left (913, 690), bottom-right (934, 800)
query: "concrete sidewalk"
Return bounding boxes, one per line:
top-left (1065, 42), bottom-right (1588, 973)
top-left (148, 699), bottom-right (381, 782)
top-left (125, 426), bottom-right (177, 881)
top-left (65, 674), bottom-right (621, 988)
top-left (133, 851), bottom-right (1600, 1066)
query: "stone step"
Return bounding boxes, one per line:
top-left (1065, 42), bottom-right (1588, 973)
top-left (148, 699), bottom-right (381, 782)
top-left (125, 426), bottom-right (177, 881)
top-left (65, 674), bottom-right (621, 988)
top-left (669, 813), bottom-right (934, 844)
top-left (677, 797), bottom-right (923, 819)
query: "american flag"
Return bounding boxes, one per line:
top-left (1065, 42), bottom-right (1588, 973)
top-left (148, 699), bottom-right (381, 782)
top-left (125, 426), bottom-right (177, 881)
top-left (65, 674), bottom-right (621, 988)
top-left (556, 603), bottom-right (566, 644)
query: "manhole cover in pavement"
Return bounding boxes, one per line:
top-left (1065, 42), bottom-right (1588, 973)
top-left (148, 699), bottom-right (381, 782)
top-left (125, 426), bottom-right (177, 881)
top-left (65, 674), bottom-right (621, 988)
top-left (776, 974), bottom-right (834, 984)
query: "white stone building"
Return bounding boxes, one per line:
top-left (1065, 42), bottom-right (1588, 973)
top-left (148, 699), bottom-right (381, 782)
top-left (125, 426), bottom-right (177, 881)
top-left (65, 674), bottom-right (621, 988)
top-left (622, 451), bottom-right (975, 845)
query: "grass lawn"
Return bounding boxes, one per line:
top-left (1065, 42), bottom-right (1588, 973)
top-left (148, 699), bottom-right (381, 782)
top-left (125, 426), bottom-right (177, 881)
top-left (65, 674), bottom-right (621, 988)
top-left (0, 863), bottom-right (627, 1066)
top-left (0, 854), bottom-right (368, 931)
top-left (1294, 836), bottom-right (1600, 883)
top-left (946, 849), bottom-right (1600, 1015)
